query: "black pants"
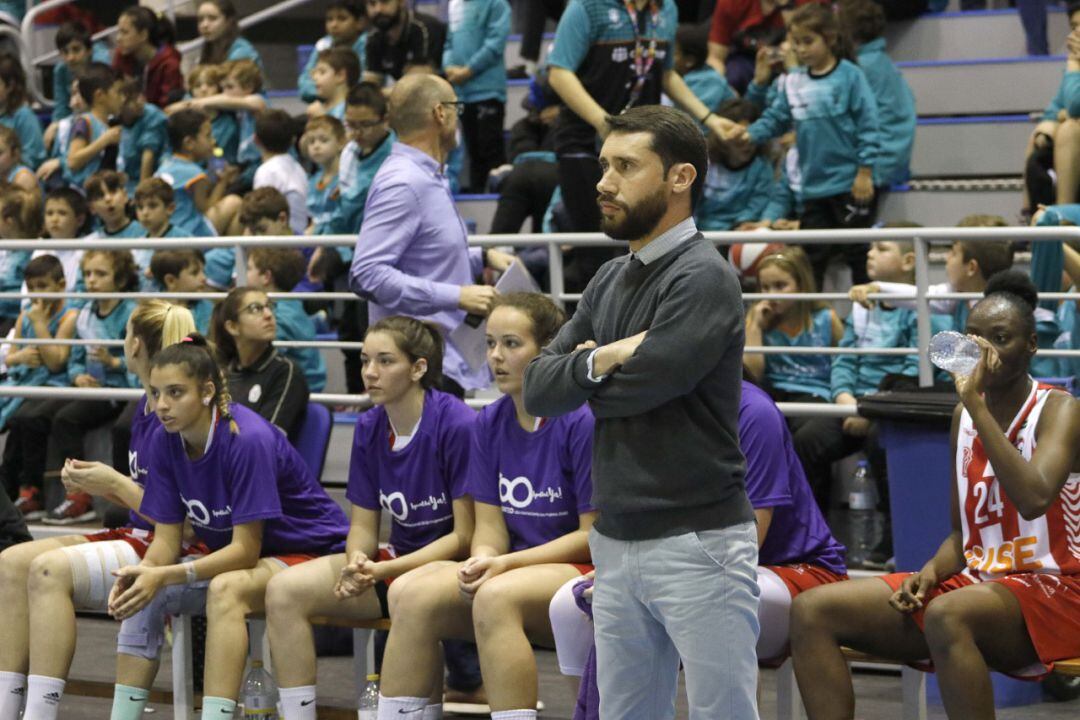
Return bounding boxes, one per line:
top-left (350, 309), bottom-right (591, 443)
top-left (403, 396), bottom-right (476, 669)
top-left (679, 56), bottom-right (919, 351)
top-left (492, 161), bottom-right (559, 235)
top-left (1025, 141), bottom-right (1056, 211)
top-left (557, 154), bottom-right (614, 292)
top-left (799, 190), bottom-right (880, 289)
top-left (0, 488), bottom-right (30, 551)
top-left (462, 100), bottom-right (507, 193)
top-left (792, 416), bottom-right (890, 516)
top-left (9, 398), bottom-right (126, 496)
top-left (517, 0), bottom-right (565, 62)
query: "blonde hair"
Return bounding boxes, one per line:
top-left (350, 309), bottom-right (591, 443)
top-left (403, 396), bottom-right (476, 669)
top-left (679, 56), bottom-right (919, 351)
top-left (129, 299), bottom-right (198, 360)
top-left (757, 245), bottom-right (828, 331)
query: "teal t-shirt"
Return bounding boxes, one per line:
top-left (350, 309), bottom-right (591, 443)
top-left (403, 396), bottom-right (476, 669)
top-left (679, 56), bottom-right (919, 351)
top-left (763, 307), bottom-right (835, 400)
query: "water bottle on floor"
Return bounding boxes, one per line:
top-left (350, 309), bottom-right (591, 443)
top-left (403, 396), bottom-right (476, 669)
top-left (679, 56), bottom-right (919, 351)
top-left (358, 674), bottom-right (379, 720)
top-left (848, 461), bottom-right (878, 568)
top-left (928, 331), bottom-right (981, 376)
top-left (241, 660), bottom-right (279, 718)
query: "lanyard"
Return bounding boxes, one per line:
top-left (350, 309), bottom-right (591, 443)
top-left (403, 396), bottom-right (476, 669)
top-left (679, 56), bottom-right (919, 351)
top-left (623, 0), bottom-right (660, 111)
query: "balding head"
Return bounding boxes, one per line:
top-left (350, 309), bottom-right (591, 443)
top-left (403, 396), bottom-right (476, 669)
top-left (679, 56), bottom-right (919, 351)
top-left (388, 74), bottom-right (455, 138)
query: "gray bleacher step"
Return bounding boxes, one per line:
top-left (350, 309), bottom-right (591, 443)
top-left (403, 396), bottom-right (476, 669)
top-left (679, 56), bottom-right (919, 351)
top-left (880, 183), bottom-right (1022, 226)
top-left (911, 115), bottom-right (1032, 178)
top-left (901, 55), bottom-right (1062, 116)
top-left (885, 8), bottom-right (1069, 62)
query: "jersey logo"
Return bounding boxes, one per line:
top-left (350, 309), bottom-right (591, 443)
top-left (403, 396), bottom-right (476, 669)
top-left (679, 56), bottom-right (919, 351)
top-left (612, 47), bottom-right (629, 63)
top-left (609, 8), bottom-right (620, 24)
top-left (380, 491), bottom-right (408, 521)
top-left (499, 473), bottom-right (564, 510)
top-left (1063, 478), bottom-right (1080, 561)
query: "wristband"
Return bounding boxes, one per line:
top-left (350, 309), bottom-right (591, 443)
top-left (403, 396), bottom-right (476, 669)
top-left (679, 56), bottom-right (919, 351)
top-left (184, 562), bottom-right (197, 585)
top-left (702, 111), bottom-right (714, 124)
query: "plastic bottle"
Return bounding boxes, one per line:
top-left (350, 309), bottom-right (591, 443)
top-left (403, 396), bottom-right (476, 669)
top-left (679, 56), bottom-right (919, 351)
top-left (847, 461), bottom-right (878, 568)
top-left (241, 660), bottom-right (279, 718)
top-left (357, 673), bottom-right (379, 720)
top-left (86, 345), bottom-right (107, 384)
top-left (209, 147), bottom-right (228, 182)
top-left (928, 330), bottom-right (981, 376)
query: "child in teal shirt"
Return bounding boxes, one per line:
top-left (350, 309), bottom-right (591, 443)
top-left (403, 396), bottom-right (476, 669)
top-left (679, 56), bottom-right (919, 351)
top-left (299, 0), bottom-right (368, 103)
top-left (0, 55), bottom-right (45, 170)
top-left (695, 99), bottom-right (772, 231)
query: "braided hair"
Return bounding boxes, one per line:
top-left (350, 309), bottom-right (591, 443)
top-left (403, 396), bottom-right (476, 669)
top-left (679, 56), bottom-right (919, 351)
top-left (150, 333), bottom-right (239, 433)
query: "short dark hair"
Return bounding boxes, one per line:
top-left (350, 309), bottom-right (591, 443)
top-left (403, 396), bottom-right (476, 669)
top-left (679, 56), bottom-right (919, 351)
top-left (605, 105), bottom-right (709, 208)
top-left (838, 0), bottom-right (886, 45)
top-left (249, 247), bottom-right (306, 291)
top-left (328, 0), bottom-right (366, 19)
top-left (979, 269), bottom-right (1038, 337)
top-left (167, 108), bottom-right (210, 152)
top-left (0, 54), bottom-right (26, 113)
top-left (82, 250), bottom-right (140, 292)
top-left (347, 81), bottom-right (387, 117)
top-left (957, 239), bottom-right (1015, 281)
top-left (84, 169), bottom-right (128, 202)
top-left (239, 187), bottom-right (289, 228)
top-left (76, 62), bottom-right (117, 107)
top-left (317, 47), bottom-right (361, 88)
top-left (716, 97), bottom-right (761, 124)
top-left (675, 23), bottom-right (709, 71)
top-left (255, 109), bottom-right (297, 154)
top-left (150, 249), bottom-right (205, 286)
top-left (24, 254), bottom-right (65, 285)
top-left (134, 177), bottom-right (175, 206)
top-left (55, 21), bottom-right (92, 53)
top-left (45, 187), bottom-right (88, 226)
top-left (0, 187), bottom-right (41, 239)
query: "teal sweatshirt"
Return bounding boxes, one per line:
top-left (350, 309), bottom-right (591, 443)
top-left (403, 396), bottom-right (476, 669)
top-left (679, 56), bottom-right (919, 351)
top-left (684, 65), bottom-right (735, 117)
top-left (761, 147), bottom-right (803, 222)
top-left (299, 34), bottom-right (367, 103)
top-left (747, 60), bottom-right (881, 200)
top-left (764, 307), bottom-right (835, 400)
top-left (330, 131), bottom-right (396, 236)
top-left (68, 299), bottom-right (135, 387)
top-left (52, 42), bottom-right (112, 122)
top-left (443, 0), bottom-right (511, 104)
top-left (830, 302), bottom-right (918, 400)
top-left (1042, 71), bottom-right (1080, 121)
top-left (118, 103), bottom-right (169, 193)
top-left (695, 155), bottom-right (773, 230)
top-left (856, 39), bottom-right (915, 187)
top-left (274, 298), bottom-right (327, 392)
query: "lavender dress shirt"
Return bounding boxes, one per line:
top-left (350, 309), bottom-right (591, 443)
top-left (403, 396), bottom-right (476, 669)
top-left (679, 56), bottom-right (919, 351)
top-left (349, 142), bottom-right (489, 390)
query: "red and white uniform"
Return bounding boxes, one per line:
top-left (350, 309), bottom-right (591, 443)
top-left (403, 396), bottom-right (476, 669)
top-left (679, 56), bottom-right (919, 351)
top-left (957, 381), bottom-right (1080, 581)
top-left (882, 380), bottom-right (1080, 676)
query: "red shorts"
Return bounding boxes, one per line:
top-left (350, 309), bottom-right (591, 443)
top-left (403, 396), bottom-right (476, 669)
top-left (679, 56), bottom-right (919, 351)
top-left (880, 571), bottom-right (1080, 678)
top-left (83, 527), bottom-right (152, 557)
top-left (269, 552), bottom-right (319, 568)
top-left (762, 563), bottom-right (847, 598)
top-left (571, 563), bottom-right (594, 575)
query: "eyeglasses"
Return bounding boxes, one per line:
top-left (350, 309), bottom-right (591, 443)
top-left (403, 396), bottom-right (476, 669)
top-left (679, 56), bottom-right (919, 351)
top-left (344, 118), bottom-right (384, 131)
top-left (439, 100), bottom-right (465, 116)
top-left (242, 300), bottom-right (276, 316)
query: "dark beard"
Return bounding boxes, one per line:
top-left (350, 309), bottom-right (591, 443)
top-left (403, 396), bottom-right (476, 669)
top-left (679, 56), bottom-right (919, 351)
top-left (372, 13), bottom-right (396, 30)
top-left (599, 188), bottom-right (668, 241)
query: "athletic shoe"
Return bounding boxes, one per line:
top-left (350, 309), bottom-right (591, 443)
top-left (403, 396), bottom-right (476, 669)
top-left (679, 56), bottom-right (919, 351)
top-left (42, 492), bottom-right (97, 525)
top-left (14, 486), bottom-right (45, 521)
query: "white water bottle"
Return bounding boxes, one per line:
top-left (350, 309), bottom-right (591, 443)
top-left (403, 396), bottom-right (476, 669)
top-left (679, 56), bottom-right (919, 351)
top-left (928, 331), bottom-right (981, 376)
top-left (241, 660), bottom-right (278, 718)
top-left (358, 674), bottom-right (379, 720)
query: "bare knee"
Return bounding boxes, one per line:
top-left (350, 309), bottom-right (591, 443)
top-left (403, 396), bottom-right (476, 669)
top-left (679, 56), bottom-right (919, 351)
top-left (922, 596), bottom-right (970, 654)
top-left (471, 579), bottom-right (519, 639)
top-left (206, 572), bottom-right (253, 617)
top-left (790, 587), bottom-right (841, 643)
top-left (0, 544), bottom-right (37, 587)
top-left (26, 550), bottom-right (71, 596)
top-left (264, 572), bottom-right (310, 622)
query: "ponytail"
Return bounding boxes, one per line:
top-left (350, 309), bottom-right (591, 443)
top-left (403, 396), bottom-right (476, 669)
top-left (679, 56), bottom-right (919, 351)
top-left (120, 6), bottom-right (175, 49)
top-left (130, 299), bottom-right (197, 360)
top-left (151, 333), bottom-right (239, 433)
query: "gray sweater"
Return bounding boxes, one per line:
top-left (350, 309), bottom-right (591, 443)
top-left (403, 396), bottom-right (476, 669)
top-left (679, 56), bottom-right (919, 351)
top-left (523, 231), bottom-right (753, 541)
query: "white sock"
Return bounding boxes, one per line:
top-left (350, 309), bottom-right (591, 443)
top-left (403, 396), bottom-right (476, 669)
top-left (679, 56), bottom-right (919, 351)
top-left (23, 675), bottom-right (65, 720)
top-left (279, 685), bottom-right (317, 720)
top-left (0, 672), bottom-right (26, 720)
top-left (376, 694), bottom-right (427, 719)
top-left (524, 60), bottom-right (538, 76)
top-left (490, 711), bottom-right (537, 720)
top-left (423, 704), bottom-right (443, 720)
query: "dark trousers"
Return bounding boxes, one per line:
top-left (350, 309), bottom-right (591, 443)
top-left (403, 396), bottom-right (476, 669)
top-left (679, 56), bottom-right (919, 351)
top-left (557, 154), bottom-right (613, 292)
top-left (462, 100), bottom-right (507, 193)
top-left (491, 161), bottom-right (559, 236)
top-left (8, 398), bottom-right (125, 499)
top-left (799, 190), bottom-right (880, 289)
top-left (517, 0), bottom-right (565, 62)
top-left (0, 488), bottom-right (30, 550)
top-left (792, 417), bottom-right (890, 517)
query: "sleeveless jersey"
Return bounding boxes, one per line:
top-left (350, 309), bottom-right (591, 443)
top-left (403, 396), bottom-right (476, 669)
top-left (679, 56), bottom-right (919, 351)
top-left (958, 381), bottom-right (1080, 581)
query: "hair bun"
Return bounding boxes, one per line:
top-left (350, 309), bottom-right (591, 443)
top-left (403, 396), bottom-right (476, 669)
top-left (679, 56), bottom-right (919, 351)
top-left (182, 333), bottom-right (210, 348)
top-left (983, 269), bottom-right (1038, 311)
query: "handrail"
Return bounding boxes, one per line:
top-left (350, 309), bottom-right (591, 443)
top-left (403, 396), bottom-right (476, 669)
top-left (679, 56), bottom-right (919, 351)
top-left (0, 23), bottom-right (50, 106)
top-left (20, 0), bottom-right (85, 107)
top-left (175, 0), bottom-right (321, 58)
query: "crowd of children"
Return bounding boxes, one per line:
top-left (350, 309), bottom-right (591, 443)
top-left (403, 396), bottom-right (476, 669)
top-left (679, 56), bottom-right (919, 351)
top-left (0, 0), bottom-right (1076, 718)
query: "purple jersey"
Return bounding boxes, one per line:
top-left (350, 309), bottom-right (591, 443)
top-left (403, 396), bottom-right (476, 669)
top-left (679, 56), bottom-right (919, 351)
top-left (126, 395), bottom-right (159, 531)
top-left (139, 403), bottom-right (348, 556)
top-left (740, 381), bottom-right (847, 575)
top-left (346, 390), bottom-right (474, 556)
top-left (468, 396), bottom-right (595, 552)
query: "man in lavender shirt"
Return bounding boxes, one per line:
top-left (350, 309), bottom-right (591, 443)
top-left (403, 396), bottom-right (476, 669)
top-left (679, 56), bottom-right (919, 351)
top-left (348, 73), bottom-right (513, 395)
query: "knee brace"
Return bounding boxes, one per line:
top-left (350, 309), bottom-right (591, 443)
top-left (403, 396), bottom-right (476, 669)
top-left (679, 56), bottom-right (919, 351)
top-left (549, 576), bottom-right (594, 677)
top-left (116, 582), bottom-right (208, 660)
top-left (61, 539), bottom-right (141, 610)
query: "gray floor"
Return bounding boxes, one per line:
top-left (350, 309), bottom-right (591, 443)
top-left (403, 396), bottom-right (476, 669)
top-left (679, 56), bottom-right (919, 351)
top-left (54, 615), bottom-right (1080, 719)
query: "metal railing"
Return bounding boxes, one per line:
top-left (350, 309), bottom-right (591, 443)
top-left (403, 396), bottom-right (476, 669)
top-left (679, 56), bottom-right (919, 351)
top-left (0, 225), bottom-right (1077, 417)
